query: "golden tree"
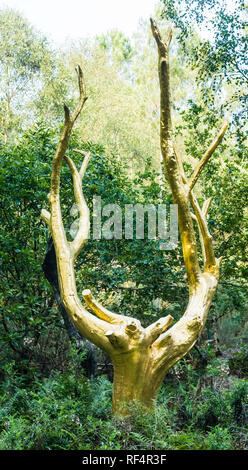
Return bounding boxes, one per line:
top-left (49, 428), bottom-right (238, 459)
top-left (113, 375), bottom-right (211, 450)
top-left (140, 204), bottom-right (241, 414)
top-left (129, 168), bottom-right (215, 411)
top-left (41, 20), bottom-right (228, 415)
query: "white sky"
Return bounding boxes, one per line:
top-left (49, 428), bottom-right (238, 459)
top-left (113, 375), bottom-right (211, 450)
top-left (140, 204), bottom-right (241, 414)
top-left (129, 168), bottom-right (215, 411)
top-left (0, 0), bottom-right (159, 43)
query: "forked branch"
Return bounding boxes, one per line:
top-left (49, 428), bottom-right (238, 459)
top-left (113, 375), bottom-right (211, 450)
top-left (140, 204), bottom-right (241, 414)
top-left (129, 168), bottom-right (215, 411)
top-left (148, 18), bottom-right (226, 375)
top-left (64, 152), bottom-right (90, 258)
top-left (41, 67), bottom-right (121, 354)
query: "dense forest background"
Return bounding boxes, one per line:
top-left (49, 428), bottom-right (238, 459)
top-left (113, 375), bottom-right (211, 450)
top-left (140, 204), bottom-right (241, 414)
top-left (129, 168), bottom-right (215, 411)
top-left (0, 0), bottom-right (247, 450)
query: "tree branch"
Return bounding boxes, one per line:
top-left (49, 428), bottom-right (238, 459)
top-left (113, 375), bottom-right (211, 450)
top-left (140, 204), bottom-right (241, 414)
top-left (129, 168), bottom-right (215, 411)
top-left (49, 66), bottom-right (88, 253)
top-left (189, 191), bottom-right (216, 270)
top-left (71, 66), bottom-right (88, 122)
top-left (64, 154), bottom-right (90, 258)
top-left (72, 149), bottom-right (91, 179)
top-left (151, 17), bottom-right (201, 290)
top-left (145, 315), bottom-right (174, 344)
top-left (202, 197), bottom-right (213, 218)
top-left (40, 67), bottom-right (121, 354)
top-left (82, 289), bottom-right (126, 325)
top-left (149, 19), bottom-right (224, 379)
top-left (189, 121), bottom-right (229, 191)
top-left (41, 209), bottom-right (51, 229)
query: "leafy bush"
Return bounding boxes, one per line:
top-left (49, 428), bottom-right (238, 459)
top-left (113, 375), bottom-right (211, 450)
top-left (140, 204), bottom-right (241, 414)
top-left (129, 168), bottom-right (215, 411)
top-left (205, 426), bottom-right (233, 450)
top-left (228, 346), bottom-right (248, 379)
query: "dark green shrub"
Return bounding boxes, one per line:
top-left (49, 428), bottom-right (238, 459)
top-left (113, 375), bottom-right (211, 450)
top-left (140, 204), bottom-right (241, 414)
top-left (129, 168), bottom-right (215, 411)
top-left (228, 346), bottom-right (248, 378)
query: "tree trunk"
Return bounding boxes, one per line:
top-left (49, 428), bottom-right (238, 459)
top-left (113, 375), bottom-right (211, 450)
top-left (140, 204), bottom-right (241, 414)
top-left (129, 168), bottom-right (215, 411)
top-left (111, 270), bottom-right (219, 414)
top-left (112, 349), bottom-right (157, 413)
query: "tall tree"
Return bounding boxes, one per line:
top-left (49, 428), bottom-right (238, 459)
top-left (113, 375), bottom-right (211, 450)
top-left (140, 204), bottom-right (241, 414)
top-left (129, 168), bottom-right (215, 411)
top-left (41, 19), bottom-right (229, 415)
top-left (0, 8), bottom-right (51, 142)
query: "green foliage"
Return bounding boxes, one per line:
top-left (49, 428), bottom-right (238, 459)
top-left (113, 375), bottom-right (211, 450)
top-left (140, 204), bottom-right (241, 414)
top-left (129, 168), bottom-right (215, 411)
top-left (1, 358), bottom-right (247, 450)
top-left (161, 0), bottom-right (248, 87)
top-left (0, 8), bottom-right (52, 141)
top-left (0, 125), bottom-right (67, 368)
top-left (194, 386), bottom-right (231, 429)
top-left (96, 30), bottom-right (133, 66)
top-left (204, 426), bottom-right (233, 450)
top-left (228, 346), bottom-right (248, 379)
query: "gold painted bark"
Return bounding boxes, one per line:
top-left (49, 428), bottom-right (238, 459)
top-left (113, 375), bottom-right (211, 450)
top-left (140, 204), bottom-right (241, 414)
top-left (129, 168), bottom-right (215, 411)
top-left (41, 21), bottom-right (228, 416)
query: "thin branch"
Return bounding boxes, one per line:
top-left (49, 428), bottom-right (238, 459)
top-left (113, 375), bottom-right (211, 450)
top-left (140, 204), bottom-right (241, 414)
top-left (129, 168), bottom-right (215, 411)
top-left (173, 145), bottom-right (186, 183)
top-left (189, 121), bottom-right (229, 191)
top-left (150, 18), bottom-right (173, 141)
top-left (64, 104), bottom-right (71, 123)
top-left (189, 191), bottom-right (216, 269)
top-left (71, 66), bottom-right (88, 122)
top-left (41, 209), bottom-right (51, 229)
top-left (1, 310), bottom-right (21, 354)
top-left (72, 149), bottom-right (91, 179)
top-left (202, 197), bottom-right (213, 218)
top-left (191, 208), bottom-right (206, 265)
top-left (64, 155), bottom-right (90, 256)
top-left (150, 18), bottom-right (167, 53)
top-left (175, 139), bottom-right (216, 270)
top-left (175, 138), bottom-right (216, 270)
